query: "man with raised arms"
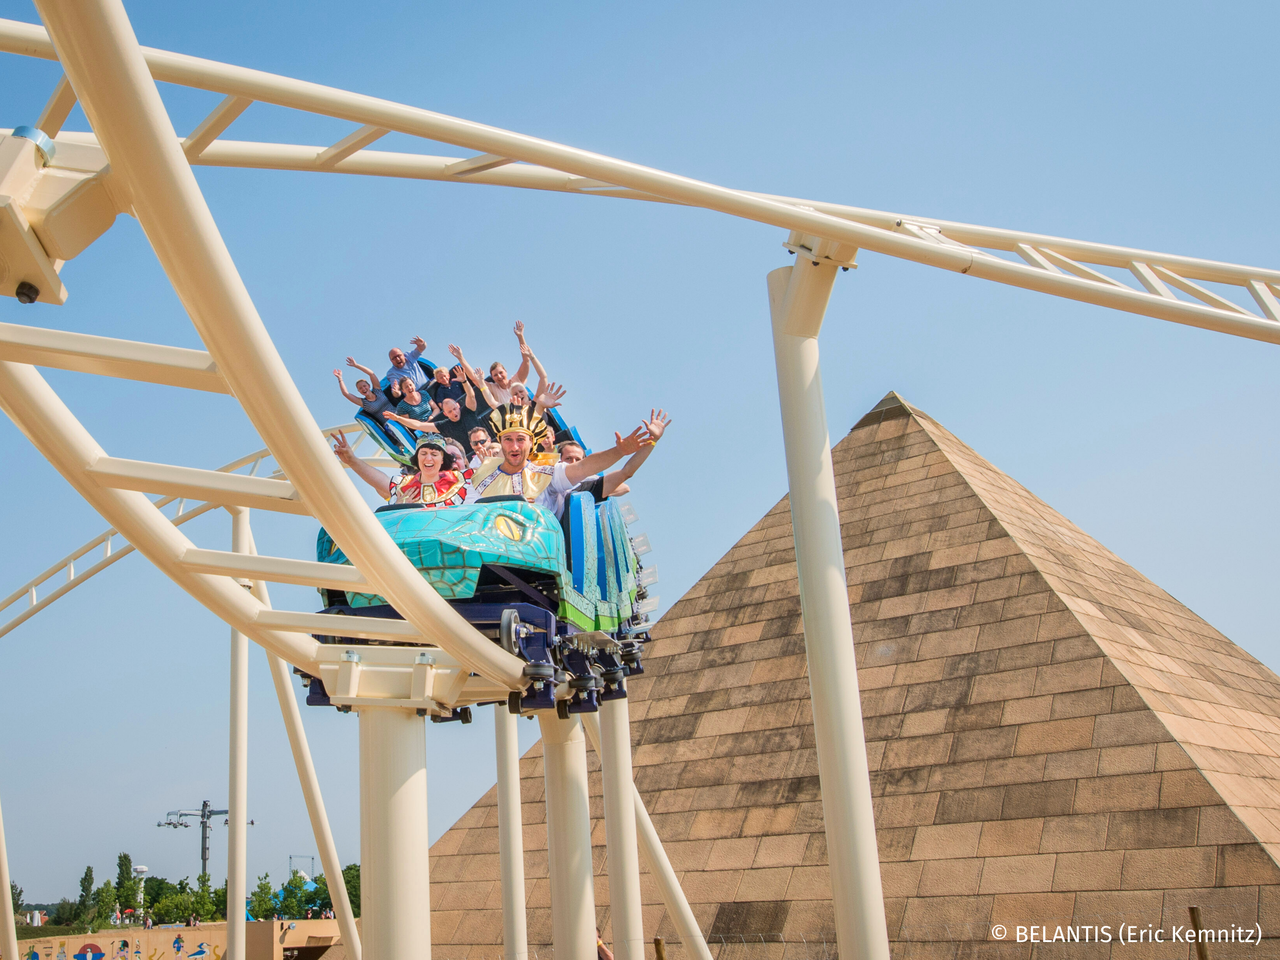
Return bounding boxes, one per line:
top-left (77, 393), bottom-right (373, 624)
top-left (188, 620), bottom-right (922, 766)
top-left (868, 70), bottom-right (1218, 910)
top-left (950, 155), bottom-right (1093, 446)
top-left (384, 335), bottom-right (429, 391)
top-left (472, 404), bottom-right (654, 519)
top-left (559, 409), bottom-right (671, 500)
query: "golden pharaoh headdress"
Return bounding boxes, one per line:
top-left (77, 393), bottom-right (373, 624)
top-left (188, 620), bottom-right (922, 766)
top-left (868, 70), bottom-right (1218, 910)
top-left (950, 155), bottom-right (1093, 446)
top-left (488, 402), bottom-right (549, 443)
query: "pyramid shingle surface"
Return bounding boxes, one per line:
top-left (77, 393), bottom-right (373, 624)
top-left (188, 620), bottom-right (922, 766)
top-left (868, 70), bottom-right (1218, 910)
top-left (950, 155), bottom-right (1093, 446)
top-left (427, 393), bottom-right (1280, 959)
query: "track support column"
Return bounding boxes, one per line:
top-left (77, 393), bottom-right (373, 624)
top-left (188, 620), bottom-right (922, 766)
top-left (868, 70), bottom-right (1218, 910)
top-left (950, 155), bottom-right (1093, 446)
top-left (495, 705), bottom-right (528, 960)
top-left (598, 698), bottom-right (643, 960)
top-left (538, 713), bottom-right (595, 960)
top-left (767, 263), bottom-right (890, 960)
top-left (359, 707), bottom-right (430, 960)
top-left (234, 523), bottom-right (362, 959)
top-left (0, 790), bottom-right (19, 960)
top-left (226, 509), bottom-right (250, 960)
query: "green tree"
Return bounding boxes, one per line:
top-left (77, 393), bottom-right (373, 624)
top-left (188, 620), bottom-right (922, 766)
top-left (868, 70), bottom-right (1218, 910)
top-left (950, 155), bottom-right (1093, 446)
top-left (51, 898), bottom-right (79, 926)
top-left (341, 864), bottom-right (359, 919)
top-left (143, 876), bottom-right (179, 910)
top-left (90, 880), bottom-right (116, 931)
top-left (9, 880), bottom-right (21, 916)
top-left (113, 854), bottom-right (139, 919)
top-left (192, 873), bottom-right (215, 922)
top-left (150, 891), bottom-right (193, 926)
top-left (307, 875), bottom-right (330, 915)
top-left (115, 854), bottom-right (132, 889)
top-left (77, 866), bottom-right (94, 919)
top-left (277, 871), bottom-right (308, 920)
top-left (212, 879), bottom-right (228, 922)
top-left (247, 873), bottom-right (275, 921)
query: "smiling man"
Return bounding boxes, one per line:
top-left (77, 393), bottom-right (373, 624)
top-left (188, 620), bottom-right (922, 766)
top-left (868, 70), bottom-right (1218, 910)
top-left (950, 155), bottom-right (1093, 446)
top-left (471, 404), bottom-right (653, 518)
top-left (384, 335), bottom-right (429, 391)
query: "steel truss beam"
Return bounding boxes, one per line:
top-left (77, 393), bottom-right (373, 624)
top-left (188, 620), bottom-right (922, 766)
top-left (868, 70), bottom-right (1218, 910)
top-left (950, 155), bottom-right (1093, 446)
top-left (3, 16), bottom-right (1279, 345)
top-left (19, 2), bottom-right (525, 690)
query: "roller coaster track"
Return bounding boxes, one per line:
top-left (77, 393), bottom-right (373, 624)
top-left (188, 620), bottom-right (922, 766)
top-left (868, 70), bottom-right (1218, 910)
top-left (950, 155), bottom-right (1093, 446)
top-left (0, 419), bottom-right (391, 642)
top-left (0, 13), bottom-right (1277, 683)
top-left (1, 8), bottom-right (1276, 960)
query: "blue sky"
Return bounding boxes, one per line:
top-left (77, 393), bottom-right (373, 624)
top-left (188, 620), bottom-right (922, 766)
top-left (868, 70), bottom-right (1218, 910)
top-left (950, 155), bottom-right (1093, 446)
top-left (1, 0), bottom-right (1278, 902)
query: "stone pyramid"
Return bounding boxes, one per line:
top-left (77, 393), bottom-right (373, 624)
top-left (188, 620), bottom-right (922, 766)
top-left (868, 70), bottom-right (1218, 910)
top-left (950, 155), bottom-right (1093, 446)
top-left (426, 392), bottom-right (1280, 959)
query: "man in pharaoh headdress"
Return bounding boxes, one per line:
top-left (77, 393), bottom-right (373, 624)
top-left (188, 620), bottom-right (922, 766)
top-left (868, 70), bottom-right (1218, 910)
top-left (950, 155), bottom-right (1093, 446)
top-left (471, 402), bottom-right (653, 519)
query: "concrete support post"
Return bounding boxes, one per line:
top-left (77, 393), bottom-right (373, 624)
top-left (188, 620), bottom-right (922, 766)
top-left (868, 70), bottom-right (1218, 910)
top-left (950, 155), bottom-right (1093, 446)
top-left (359, 707), bottom-right (430, 960)
top-left (767, 264), bottom-right (890, 960)
top-left (538, 713), bottom-right (595, 960)
top-left (598, 698), bottom-right (643, 960)
top-left (495, 704), bottom-right (529, 960)
top-left (226, 509), bottom-right (250, 960)
top-left (0, 791), bottom-right (20, 960)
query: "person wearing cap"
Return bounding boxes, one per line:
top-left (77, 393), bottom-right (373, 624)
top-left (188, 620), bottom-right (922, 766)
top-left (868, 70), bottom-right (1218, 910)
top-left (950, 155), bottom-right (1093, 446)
top-left (470, 401), bottom-right (654, 519)
top-left (331, 432), bottom-right (473, 507)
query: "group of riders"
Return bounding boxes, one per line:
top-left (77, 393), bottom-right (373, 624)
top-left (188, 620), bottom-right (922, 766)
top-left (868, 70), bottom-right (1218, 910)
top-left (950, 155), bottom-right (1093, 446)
top-left (331, 325), bottom-right (668, 521)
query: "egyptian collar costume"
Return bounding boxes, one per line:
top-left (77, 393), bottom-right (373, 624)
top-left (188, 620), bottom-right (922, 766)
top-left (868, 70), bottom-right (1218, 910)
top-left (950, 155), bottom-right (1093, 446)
top-left (471, 404), bottom-right (556, 502)
top-left (389, 434), bottom-right (474, 507)
top-left (389, 468), bottom-right (472, 507)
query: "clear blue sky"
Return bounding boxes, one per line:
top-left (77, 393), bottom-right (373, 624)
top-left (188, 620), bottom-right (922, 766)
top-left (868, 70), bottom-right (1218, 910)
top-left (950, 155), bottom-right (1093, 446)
top-left (1, 0), bottom-right (1277, 903)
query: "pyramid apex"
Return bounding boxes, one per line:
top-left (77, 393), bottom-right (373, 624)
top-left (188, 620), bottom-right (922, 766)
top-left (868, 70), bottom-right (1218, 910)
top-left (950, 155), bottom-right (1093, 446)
top-left (851, 390), bottom-right (913, 431)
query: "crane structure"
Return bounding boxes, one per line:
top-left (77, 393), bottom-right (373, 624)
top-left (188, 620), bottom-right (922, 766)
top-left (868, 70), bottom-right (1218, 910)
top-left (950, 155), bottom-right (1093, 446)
top-left (0, 5), bottom-right (1276, 960)
top-left (158, 801), bottom-right (253, 882)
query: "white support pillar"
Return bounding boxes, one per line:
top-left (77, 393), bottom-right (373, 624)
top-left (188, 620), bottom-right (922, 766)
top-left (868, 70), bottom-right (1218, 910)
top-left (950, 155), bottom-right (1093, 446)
top-left (0, 791), bottom-right (19, 960)
top-left (267, 655), bottom-right (363, 958)
top-left (538, 713), bottom-right (595, 960)
top-left (767, 263), bottom-right (890, 960)
top-left (494, 704), bottom-right (528, 960)
top-left (597, 699), bottom-right (643, 960)
top-left (236, 522), bottom-right (362, 959)
top-left (226, 509), bottom-right (250, 960)
top-left (360, 708), bottom-right (430, 960)
top-left (581, 715), bottom-right (712, 960)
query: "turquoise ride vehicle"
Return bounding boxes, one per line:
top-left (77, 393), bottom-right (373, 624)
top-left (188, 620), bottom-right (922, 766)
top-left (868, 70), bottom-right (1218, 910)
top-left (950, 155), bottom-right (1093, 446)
top-left (307, 399), bottom-right (654, 719)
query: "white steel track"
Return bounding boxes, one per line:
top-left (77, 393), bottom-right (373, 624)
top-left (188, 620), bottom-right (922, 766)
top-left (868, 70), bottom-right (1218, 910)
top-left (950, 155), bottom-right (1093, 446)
top-left (1, 8), bottom-right (1277, 960)
top-left (3, 17), bottom-right (1280, 344)
top-left (0, 420), bottom-right (386, 640)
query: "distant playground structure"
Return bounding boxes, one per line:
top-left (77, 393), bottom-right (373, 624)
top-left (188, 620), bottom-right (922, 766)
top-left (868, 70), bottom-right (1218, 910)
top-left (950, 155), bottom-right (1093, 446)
top-left (3, 4), bottom-right (1280, 960)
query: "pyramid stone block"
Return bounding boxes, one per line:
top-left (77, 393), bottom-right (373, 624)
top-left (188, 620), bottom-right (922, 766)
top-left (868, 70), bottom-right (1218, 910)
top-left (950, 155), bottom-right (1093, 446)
top-left (427, 392), bottom-right (1280, 959)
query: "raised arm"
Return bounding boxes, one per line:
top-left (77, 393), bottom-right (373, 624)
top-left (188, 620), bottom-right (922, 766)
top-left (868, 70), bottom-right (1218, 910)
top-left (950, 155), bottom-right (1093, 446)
top-left (533, 381), bottom-right (567, 419)
top-left (345, 356), bottom-right (379, 382)
top-left (511, 321), bottom-right (532, 384)
top-left (384, 411), bottom-right (440, 433)
top-left (333, 370), bottom-right (363, 407)
top-left (474, 372), bottom-right (498, 408)
top-left (450, 344), bottom-right (487, 391)
top-left (458, 369), bottom-right (478, 412)
top-left (602, 409), bottom-right (670, 496)
top-left (406, 335), bottom-right (427, 364)
top-left (519, 340), bottom-right (549, 395)
top-left (563, 425), bottom-right (652, 486)
top-left (332, 433), bottom-right (393, 498)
